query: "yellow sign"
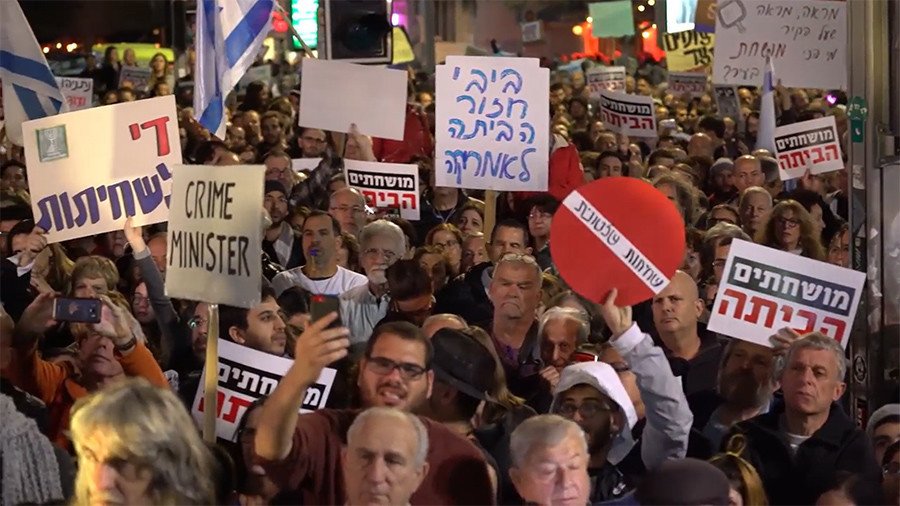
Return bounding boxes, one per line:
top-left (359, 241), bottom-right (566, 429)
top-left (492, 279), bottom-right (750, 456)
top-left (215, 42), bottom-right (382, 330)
top-left (663, 31), bottom-right (715, 72)
top-left (392, 27), bottom-right (415, 65)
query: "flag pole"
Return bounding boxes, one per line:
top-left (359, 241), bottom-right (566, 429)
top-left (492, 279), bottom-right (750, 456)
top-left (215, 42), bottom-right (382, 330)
top-left (203, 303), bottom-right (219, 443)
top-left (274, 3), bottom-right (316, 59)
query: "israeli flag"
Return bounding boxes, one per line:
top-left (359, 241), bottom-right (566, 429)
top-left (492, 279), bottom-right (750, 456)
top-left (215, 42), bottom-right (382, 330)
top-left (195, 0), bottom-right (274, 139)
top-left (0, 0), bottom-right (67, 146)
top-left (756, 57), bottom-right (777, 154)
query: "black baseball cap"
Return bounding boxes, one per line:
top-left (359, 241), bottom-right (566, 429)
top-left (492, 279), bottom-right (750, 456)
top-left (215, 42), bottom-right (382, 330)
top-left (431, 328), bottom-right (495, 402)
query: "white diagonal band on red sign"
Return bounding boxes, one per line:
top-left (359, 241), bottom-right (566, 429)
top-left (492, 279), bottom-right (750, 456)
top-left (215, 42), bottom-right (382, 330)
top-left (562, 190), bottom-right (669, 293)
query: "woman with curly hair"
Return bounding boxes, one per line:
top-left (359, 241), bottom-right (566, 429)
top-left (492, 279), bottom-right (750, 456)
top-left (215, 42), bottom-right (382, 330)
top-left (709, 435), bottom-right (769, 506)
top-left (425, 223), bottom-right (464, 277)
top-left (755, 199), bottom-right (826, 260)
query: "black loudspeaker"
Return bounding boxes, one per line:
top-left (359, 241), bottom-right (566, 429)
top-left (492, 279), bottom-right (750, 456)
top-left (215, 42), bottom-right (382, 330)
top-left (321, 0), bottom-right (392, 64)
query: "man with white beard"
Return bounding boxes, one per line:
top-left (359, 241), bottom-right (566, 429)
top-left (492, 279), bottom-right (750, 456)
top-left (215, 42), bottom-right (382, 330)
top-left (340, 220), bottom-right (407, 356)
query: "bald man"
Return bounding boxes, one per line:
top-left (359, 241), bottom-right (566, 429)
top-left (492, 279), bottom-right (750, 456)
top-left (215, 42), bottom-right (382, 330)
top-left (329, 187), bottom-right (367, 237)
top-left (687, 133), bottom-right (714, 159)
top-left (421, 313), bottom-right (467, 338)
top-left (651, 271), bottom-right (725, 395)
top-left (732, 155), bottom-right (765, 196)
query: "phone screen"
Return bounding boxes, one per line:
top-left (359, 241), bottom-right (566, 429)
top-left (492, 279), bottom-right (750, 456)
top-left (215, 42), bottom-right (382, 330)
top-left (52, 297), bottom-right (102, 323)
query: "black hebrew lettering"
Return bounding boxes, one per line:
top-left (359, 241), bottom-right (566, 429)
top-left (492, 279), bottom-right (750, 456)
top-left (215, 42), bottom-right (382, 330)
top-left (346, 169), bottom-right (415, 191)
top-left (728, 257), bottom-right (854, 316)
top-left (216, 357), bottom-right (282, 398)
top-left (774, 126), bottom-right (836, 152)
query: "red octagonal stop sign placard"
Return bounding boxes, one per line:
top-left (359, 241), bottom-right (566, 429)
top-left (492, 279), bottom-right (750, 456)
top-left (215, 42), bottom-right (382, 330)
top-left (551, 177), bottom-right (686, 306)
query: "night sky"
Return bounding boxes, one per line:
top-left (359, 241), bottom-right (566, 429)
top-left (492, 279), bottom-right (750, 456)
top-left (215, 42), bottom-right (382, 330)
top-left (20, 0), bottom-right (171, 45)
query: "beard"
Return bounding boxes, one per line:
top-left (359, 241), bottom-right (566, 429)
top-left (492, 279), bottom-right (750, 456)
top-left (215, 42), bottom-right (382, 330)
top-left (721, 370), bottom-right (769, 410)
top-left (367, 267), bottom-right (387, 285)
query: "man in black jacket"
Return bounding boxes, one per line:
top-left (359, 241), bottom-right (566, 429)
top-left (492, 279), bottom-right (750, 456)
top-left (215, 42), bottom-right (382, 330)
top-left (727, 332), bottom-right (881, 504)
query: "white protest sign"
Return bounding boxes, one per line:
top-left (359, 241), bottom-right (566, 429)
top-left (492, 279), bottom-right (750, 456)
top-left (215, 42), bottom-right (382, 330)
top-left (713, 85), bottom-right (743, 123)
top-left (435, 56), bottom-right (549, 191)
top-left (165, 165), bottom-right (263, 308)
top-left (668, 72), bottom-right (707, 98)
top-left (774, 116), bottom-right (843, 180)
top-left (55, 77), bottom-right (93, 110)
top-left (192, 339), bottom-right (337, 441)
top-left (291, 158), bottom-right (323, 173)
top-left (119, 65), bottom-right (153, 91)
top-left (344, 159), bottom-right (420, 221)
top-left (22, 96), bottom-right (180, 243)
top-left (598, 90), bottom-right (658, 138)
top-left (299, 58), bottom-right (407, 140)
top-left (237, 64), bottom-right (272, 93)
top-left (708, 240), bottom-right (864, 350)
top-left (586, 66), bottom-right (626, 99)
top-left (713, 0), bottom-right (847, 88)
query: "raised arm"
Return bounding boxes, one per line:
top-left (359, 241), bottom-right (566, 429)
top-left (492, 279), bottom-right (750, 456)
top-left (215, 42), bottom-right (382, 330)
top-left (254, 312), bottom-right (350, 460)
top-left (600, 289), bottom-right (693, 469)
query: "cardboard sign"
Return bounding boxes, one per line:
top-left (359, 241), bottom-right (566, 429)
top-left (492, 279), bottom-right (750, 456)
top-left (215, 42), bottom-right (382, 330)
top-left (598, 90), bottom-right (658, 138)
top-left (191, 339), bottom-right (336, 441)
top-left (291, 157), bottom-right (323, 173)
top-left (55, 77), bottom-right (93, 110)
top-left (713, 85), bottom-right (743, 122)
top-left (165, 164), bottom-right (263, 308)
top-left (22, 96), bottom-right (180, 243)
top-left (299, 58), bottom-right (407, 140)
top-left (521, 21), bottom-right (543, 43)
top-left (344, 159), bottom-right (420, 221)
top-left (668, 72), bottom-right (707, 97)
top-left (774, 116), bottom-right (843, 180)
top-left (663, 31), bottom-right (715, 71)
top-left (551, 177), bottom-right (685, 306)
top-left (435, 56), bottom-right (549, 191)
top-left (708, 240), bottom-right (864, 349)
top-left (694, 0), bottom-right (717, 33)
top-left (589, 1), bottom-right (635, 37)
top-left (237, 64), bottom-right (272, 93)
top-left (118, 65), bottom-right (153, 92)
top-left (586, 66), bottom-right (626, 98)
top-left (713, 0), bottom-right (847, 88)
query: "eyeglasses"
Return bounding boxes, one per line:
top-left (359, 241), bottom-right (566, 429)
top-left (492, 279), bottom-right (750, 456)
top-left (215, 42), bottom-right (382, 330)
top-left (777, 217), bottom-right (800, 229)
top-left (528, 211), bottom-right (553, 220)
top-left (330, 205), bottom-right (364, 214)
top-left (365, 356), bottom-right (428, 380)
top-left (363, 248), bottom-right (398, 263)
top-left (393, 296), bottom-right (435, 317)
top-left (556, 400), bottom-right (617, 419)
top-left (188, 316), bottom-right (208, 329)
top-left (432, 239), bottom-right (459, 250)
top-left (132, 294), bottom-right (149, 306)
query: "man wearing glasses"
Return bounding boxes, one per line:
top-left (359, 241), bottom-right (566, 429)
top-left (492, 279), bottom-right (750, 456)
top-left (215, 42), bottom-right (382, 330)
top-left (328, 187), bottom-right (368, 237)
top-left (254, 317), bottom-right (494, 504)
top-left (339, 220), bottom-right (406, 354)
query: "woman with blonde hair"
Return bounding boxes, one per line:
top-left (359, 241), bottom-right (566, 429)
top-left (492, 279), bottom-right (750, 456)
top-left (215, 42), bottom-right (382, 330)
top-left (755, 199), bottom-right (826, 260)
top-left (710, 434), bottom-right (769, 506)
top-left (70, 378), bottom-right (215, 505)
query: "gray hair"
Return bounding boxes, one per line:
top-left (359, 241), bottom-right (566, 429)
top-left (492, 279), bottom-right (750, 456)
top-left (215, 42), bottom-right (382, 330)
top-left (423, 313), bottom-right (468, 329)
top-left (495, 252), bottom-right (542, 280)
top-left (775, 332), bottom-right (848, 382)
top-left (330, 186), bottom-right (365, 206)
top-left (510, 414), bottom-right (587, 468)
top-left (359, 219), bottom-right (406, 257)
top-left (538, 306), bottom-right (589, 346)
top-left (347, 407), bottom-right (429, 468)
top-left (71, 378), bottom-right (215, 505)
top-left (704, 222), bottom-right (752, 243)
top-left (739, 186), bottom-right (773, 209)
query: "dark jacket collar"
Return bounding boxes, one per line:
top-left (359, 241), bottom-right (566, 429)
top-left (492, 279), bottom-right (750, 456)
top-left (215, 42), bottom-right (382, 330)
top-left (748, 400), bottom-right (855, 448)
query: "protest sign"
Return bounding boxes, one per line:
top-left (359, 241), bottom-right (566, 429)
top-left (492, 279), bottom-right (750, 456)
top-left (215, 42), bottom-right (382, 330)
top-left (694, 0), bottom-right (717, 33)
top-left (668, 72), bottom-right (707, 97)
top-left (192, 339), bottom-right (336, 441)
top-left (598, 90), bottom-right (657, 138)
top-left (55, 77), bottom-right (93, 110)
top-left (237, 64), bottom-right (272, 93)
top-left (586, 66), bottom-right (626, 98)
top-left (713, 85), bottom-right (742, 122)
top-left (589, 1), bottom-right (635, 38)
top-left (344, 159), bottom-right (420, 221)
top-left (712, 0), bottom-right (847, 88)
top-left (165, 164), bottom-right (263, 308)
top-left (22, 96), bottom-right (180, 243)
top-left (118, 65), bottom-right (153, 91)
top-left (663, 30), bottom-right (715, 71)
top-left (774, 116), bottom-right (843, 180)
top-left (435, 56), bottom-right (549, 191)
top-left (551, 177), bottom-right (685, 306)
top-left (708, 240), bottom-right (864, 349)
top-left (299, 58), bottom-right (407, 140)
top-left (291, 158), bottom-right (322, 173)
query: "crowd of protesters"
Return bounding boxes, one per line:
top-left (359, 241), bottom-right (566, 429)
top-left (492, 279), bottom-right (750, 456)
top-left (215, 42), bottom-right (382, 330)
top-left (0, 44), bottom-right (897, 506)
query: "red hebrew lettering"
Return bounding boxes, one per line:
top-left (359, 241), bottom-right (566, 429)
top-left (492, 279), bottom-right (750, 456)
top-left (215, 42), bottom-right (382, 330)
top-left (400, 193), bottom-right (417, 209)
top-left (627, 116), bottom-right (641, 129)
top-left (221, 395), bottom-right (253, 423)
top-left (777, 153), bottom-right (793, 171)
top-left (810, 146), bottom-right (825, 164)
top-left (361, 190), bottom-right (377, 206)
top-left (639, 117), bottom-right (654, 129)
top-left (386, 192), bottom-right (400, 208)
top-left (789, 150), bottom-right (807, 168)
top-left (779, 304), bottom-right (794, 322)
top-left (744, 296), bottom-right (778, 326)
top-left (824, 144), bottom-right (839, 160)
top-left (196, 390), bottom-right (227, 415)
top-left (795, 309), bottom-right (817, 334)
top-left (129, 122), bottom-right (141, 140)
top-left (718, 288), bottom-right (747, 318)
top-left (139, 116), bottom-right (172, 156)
top-left (819, 316), bottom-right (847, 342)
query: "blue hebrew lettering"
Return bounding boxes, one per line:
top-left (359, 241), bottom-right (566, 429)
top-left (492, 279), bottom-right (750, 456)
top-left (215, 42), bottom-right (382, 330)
top-left (456, 95), bottom-right (476, 114)
top-left (460, 120), bottom-right (488, 140)
top-left (132, 174), bottom-right (164, 214)
top-left (500, 68), bottom-right (523, 94)
top-left (57, 192), bottom-right (75, 229)
top-left (106, 181), bottom-right (136, 220)
top-left (72, 187), bottom-right (101, 226)
top-left (465, 69), bottom-right (488, 94)
top-left (519, 147), bottom-right (536, 182)
top-left (506, 98), bottom-right (528, 119)
top-left (452, 66), bottom-right (461, 80)
top-left (518, 122), bottom-right (535, 143)
top-left (36, 195), bottom-right (63, 231)
top-left (448, 118), bottom-right (465, 139)
top-left (486, 98), bottom-right (504, 118)
top-left (444, 150), bottom-right (482, 186)
top-left (499, 153), bottom-right (518, 180)
top-left (155, 163), bottom-right (172, 208)
top-left (495, 120), bottom-right (514, 141)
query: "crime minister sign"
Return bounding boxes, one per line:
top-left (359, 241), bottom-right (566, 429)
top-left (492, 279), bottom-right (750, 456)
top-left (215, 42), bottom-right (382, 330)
top-left (708, 240), bottom-right (864, 349)
top-left (165, 165), bottom-right (264, 309)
